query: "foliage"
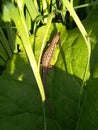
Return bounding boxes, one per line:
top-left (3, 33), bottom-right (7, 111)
top-left (0, 0), bottom-right (98, 130)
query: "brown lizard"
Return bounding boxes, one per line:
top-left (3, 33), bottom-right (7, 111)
top-left (41, 33), bottom-right (60, 114)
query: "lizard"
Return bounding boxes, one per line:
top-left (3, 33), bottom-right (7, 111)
top-left (41, 32), bottom-right (60, 114)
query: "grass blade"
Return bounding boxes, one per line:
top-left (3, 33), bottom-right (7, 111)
top-left (5, 2), bottom-right (45, 102)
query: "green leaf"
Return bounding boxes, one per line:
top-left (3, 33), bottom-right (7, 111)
top-left (0, 22), bottom-right (94, 130)
top-left (0, 53), bottom-right (61, 130)
top-left (76, 78), bottom-right (98, 130)
top-left (5, 1), bottom-right (45, 101)
top-left (25, 0), bottom-right (40, 21)
top-left (75, 6), bottom-right (98, 130)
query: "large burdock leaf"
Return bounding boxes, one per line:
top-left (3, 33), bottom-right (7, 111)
top-left (0, 23), bottom-right (93, 130)
top-left (0, 54), bottom-right (60, 130)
